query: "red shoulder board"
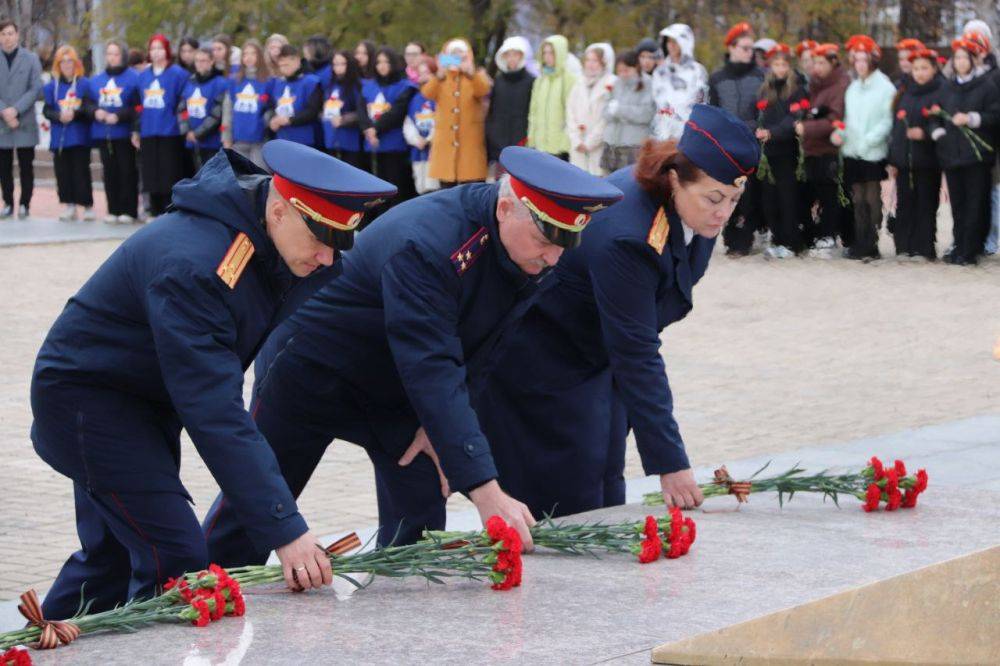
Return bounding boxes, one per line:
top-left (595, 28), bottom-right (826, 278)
top-left (450, 227), bottom-right (491, 276)
top-left (216, 232), bottom-right (255, 289)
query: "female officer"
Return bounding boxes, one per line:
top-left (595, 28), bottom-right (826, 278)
top-left (476, 104), bottom-right (760, 517)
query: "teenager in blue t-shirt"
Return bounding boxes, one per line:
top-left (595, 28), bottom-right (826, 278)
top-left (320, 50), bottom-right (365, 168)
top-left (223, 39), bottom-right (272, 168)
top-left (43, 46), bottom-right (94, 221)
top-left (267, 44), bottom-right (322, 147)
top-left (179, 48), bottom-right (228, 170)
top-left (403, 56), bottom-right (439, 194)
top-left (136, 34), bottom-right (190, 216)
top-left (89, 40), bottom-right (141, 223)
top-left (359, 46), bottom-right (417, 215)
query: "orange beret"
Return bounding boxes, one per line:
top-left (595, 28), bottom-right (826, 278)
top-left (895, 38), bottom-right (925, 52)
top-left (724, 22), bottom-right (754, 47)
top-left (812, 43), bottom-right (840, 58)
top-left (907, 48), bottom-right (939, 65)
top-left (795, 40), bottom-right (818, 57)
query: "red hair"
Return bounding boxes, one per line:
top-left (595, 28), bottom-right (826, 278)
top-left (147, 34), bottom-right (172, 62)
top-left (633, 139), bottom-right (703, 202)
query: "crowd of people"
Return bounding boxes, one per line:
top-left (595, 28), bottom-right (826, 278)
top-left (2, 17), bottom-right (999, 262)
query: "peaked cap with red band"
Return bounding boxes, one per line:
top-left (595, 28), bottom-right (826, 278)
top-left (263, 140), bottom-right (396, 248)
top-left (678, 104), bottom-right (760, 187)
top-left (724, 22), bottom-right (754, 47)
top-left (498, 145), bottom-right (623, 248)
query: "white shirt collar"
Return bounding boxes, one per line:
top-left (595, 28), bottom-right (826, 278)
top-left (682, 222), bottom-right (695, 246)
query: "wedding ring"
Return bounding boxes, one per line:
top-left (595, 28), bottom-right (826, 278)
top-left (294, 566), bottom-right (306, 572)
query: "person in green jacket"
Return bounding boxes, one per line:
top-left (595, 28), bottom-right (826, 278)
top-left (527, 35), bottom-right (576, 159)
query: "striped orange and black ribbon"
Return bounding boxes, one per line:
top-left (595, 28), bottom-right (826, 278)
top-left (325, 532), bottom-right (362, 556)
top-left (18, 588), bottom-right (81, 649)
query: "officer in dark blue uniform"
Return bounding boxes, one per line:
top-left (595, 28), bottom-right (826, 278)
top-left (476, 104), bottom-right (761, 518)
top-left (202, 146), bottom-right (623, 562)
top-left (31, 140), bottom-right (395, 620)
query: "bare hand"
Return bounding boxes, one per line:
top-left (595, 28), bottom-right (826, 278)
top-left (397, 427), bottom-right (450, 498)
top-left (887, 165), bottom-right (898, 180)
top-left (470, 480), bottom-right (536, 551)
top-left (952, 112), bottom-right (969, 127)
top-left (94, 109), bottom-right (107, 122)
top-left (660, 469), bottom-right (704, 509)
top-left (331, 116), bottom-right (342, 128)
top-left (275, 530), bottom-right (333, 592)
top-left (105, 112), bottom-right (119, 125)
top-left (223, 139), bottom-right (232, 149)
top-left (364, 127), bottom-right (379, 148)
top-left (186, 131), bottom-right (196, 143)
top-left (131, 132), bottom-right (140, 149)
top-left (830, 131), bottom-right (844, 147)
top-left (794, 121), bottom-right (804, 137)
top-left (1, 107), bottom-right (16, 122)
top-left (755, 128), bottom-right (770, 142)
top-left (460, 55), bottom-right (475, 76)
top-left (7, 117), bottom-right (18, 129)
top-left (59, 110), bottom-right (74, 124)
top-left (575, 143), bottom-right (587, 153)
top-left (906, 126), bottom-right (925, 140)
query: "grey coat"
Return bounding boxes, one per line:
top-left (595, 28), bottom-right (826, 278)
top-left (0, 48), bottom-right (42, 148)
top-left (602, 73), bottom-right (655, 147)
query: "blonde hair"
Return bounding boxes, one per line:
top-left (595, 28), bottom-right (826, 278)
top-left (51, 45), bottom-right (84, 80)
top-left (265, 33), bottom-right (289, 70)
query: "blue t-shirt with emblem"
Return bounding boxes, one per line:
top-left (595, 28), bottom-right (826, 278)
top-left (182, 73), bottom-right (229, 150)
top-left (321, 80), bottom-right (363, 152)
top-left (88, 68), bottom-right (140, 141)
top-left (269, 73), bottom-right (320, 146)
top-left (361, 78), bottom-right (414, 153)
top-left (407, 92), bottom-right (435, 162)
top-left (138, 64), bottom-right (189, 137)
top-left (44, 77), bottom-right (92, 149)
top-left (228, 77), bottom-right (272, 144)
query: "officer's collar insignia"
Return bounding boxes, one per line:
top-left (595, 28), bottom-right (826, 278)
top-left (647, 207), bottom-right (670, 255)
top-left (450, 226), bottom-right (490, 276)
top-left (216, 232), bottom-right (255, 289)
top-left (733, 175), bottom-right (748, 188)
top-left (582, 203), bottom-right (608, 213)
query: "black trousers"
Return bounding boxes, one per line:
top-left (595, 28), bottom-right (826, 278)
top-left (850, 180), bottom-right (882, 258)
top-left (945, 164), bottom-right (992, 262)
top-left (99, 139), bottom-right (139, 218)
top-left (363, 150), bottom-right (415, 224)
top-left (805, 154), bottom-right (852, 244)
top-left (0, 146), bottom-right (34, 207)
top-left (53, 145), bottom-right (93, 207)
top-left (893, 168), bottom-right (940, 259)
top-left (722, 172), bottom-right (761, 254)
top-left (760, 153), bottom-right (803, 252)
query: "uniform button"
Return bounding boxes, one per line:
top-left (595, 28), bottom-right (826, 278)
top-left (465, 443), bottom-right (475, 453)
top-left (453, 91), bottom-right (460, 97)
top-left (452, 124), bottom-right (458, 130)
top-left (452, 107), bottom-right (459, 113)
top-left (453, 141), bottom-right (460, 147)
top-left (276, 503), bottom-right (284, 512)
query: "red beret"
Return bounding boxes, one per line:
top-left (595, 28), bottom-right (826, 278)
top-left (724, 22), bottom-right (754, 47)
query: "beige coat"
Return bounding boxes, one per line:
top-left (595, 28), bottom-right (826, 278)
top-left (420, 39), bottom-right (492, 183)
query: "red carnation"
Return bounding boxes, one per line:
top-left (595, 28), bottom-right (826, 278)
top-left (485, 515), bottom-right (507, 541)
top-left (833, 120), bottom-right (846, 130)
top-left (921, 107), bottom-right (930, 118)
top-left (683, 517), bottom-right (697, 544)
top-left (668, 507), bottom-right (683, 542)
top-left (259, 93), bottom-right (270, 103)
top-left (134, 104), bottom-right (143, 114)
top-left (790, 102), bottom-right (801, 113)
top-left (886, 487), bottom-right (903, 511)
top-left (1, 647), bottom-right (31, 666)
top-left (190, 599), bottom-right (211, 627)
top-left (211, 591), bottom-right (227, 620)
top-left (863, 483), bottom-right (881, 512)
top-left (893, 460), bottom-right (907, 477)
top-left (232, 594), bottom-right (247, 617)
top-left (490, 522), bottom-right (523, 591)
top-left (896, 109), bottom-right (907, 120)
top-left (914, 469), bottom-right (928, 493)
top-left (756, 99), bottom-right (768, 111)
top-left (180, 110), bottom-right (189, 121)
top-left (869, 456), bottom-right (885, 481)
top-left (638, 537), bottom-right (661, 563)
top-left (643, 515), bottom-right (658, 540)
top-left (665, 534), bottom-right (690, 559)
top-left (799, 98), bottom-right (811, 110)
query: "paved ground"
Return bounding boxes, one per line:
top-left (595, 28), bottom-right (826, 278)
top-left (0, 197), bottom-right (998, 601)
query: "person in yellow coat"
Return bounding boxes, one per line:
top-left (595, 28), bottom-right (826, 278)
top-left (421, 38), bottom-right (492, 186)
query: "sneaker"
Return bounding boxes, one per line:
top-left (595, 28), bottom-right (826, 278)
top-left (117, 214), bottom-right (137, 224)
top-left (813, 236), bottom-right (836, 250)
top-left (764, 245), bottom-right (794, 260)
top-left (0, 204), bottom-right (11, 219)
top-left (82, 207), bottom-right (96, 221)
top-left (103, 214), bottom-right (119, 224)
top-left (17, 204), bottom-right (29, 219)
top-left (58, 204), bottom-right (76, 221)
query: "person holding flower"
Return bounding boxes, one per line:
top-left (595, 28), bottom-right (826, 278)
top-left (756, 43), bottom-right (804, 258)
top-left (887, 49), bottom-right (945, 260)
top-left (929, 37), bottom-right (1000, 265)
top-left (566, 42), bottom-right (615, 175)
top-left (796, 43), bottom-right (851, 257)
top-left (832, 35), bottom-right (895, 262)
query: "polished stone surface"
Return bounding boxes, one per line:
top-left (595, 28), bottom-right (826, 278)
top-left (652, 546), bottom-right (1000, 665)
top-left (23, 480), bottom-right (1000, 664)
top-left (0, 217), bottom-right (138, 247)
